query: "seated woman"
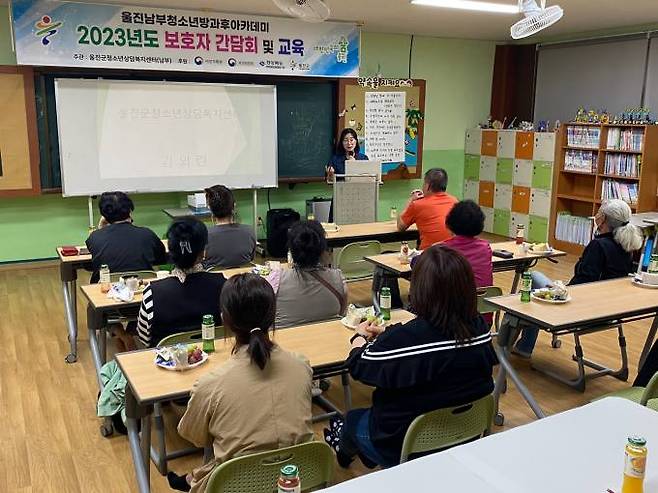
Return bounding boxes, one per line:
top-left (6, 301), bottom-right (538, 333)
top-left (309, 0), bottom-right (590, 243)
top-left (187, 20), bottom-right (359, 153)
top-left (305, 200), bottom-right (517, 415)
top-left (443, 200), bottom-right (493, 288)
top-left (508, 199), bottom-right (643, 358)
top-left (203, 184), bottom-right (256, 269)
top-left (86, 191), bottom-right (166, 282)
top-left (137, 217), bottom-right (226, 348)
top-left (267, 220), bottom-right (347, 329)
top-left (325, 245), bottom-right (497, 468)
top-left (171, 274), bottom-right (314, 492)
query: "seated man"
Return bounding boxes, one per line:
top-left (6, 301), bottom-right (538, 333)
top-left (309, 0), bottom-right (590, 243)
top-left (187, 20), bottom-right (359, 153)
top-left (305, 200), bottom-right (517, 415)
top-left (397, 168), bottom-right (458, 250)
top-left (86, 191), bottom-right (166, 282)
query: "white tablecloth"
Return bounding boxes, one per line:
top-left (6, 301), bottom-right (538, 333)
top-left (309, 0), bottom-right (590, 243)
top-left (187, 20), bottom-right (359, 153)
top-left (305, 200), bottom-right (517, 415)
top-left (320, 398), bottom-right (658, 493)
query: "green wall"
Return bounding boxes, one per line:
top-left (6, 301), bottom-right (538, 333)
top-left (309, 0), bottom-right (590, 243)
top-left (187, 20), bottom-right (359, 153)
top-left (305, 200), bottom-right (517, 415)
top-left (0, 10), bottom-right (495, 262)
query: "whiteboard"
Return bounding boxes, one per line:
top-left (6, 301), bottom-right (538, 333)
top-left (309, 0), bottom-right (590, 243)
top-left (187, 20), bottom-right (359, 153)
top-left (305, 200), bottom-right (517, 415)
top-left (54, 79), bottom-right (278, 196)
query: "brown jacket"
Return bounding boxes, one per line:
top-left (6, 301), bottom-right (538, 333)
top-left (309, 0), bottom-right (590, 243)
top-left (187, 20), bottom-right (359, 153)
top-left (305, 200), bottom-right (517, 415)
top-left (178, 345), bottom-right (314, 493)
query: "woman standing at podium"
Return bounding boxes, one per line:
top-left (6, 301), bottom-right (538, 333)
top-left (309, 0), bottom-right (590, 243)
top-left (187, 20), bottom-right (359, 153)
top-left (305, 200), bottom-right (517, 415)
top-left (326, 128), bottom-right (369, 221)
top-left (325, 128), bottom-right (369, 183)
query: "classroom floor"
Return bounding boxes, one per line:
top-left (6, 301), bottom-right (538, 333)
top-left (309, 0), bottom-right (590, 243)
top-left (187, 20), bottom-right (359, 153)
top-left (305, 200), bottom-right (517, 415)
top-left (0, 242), bottom-right (652, 492)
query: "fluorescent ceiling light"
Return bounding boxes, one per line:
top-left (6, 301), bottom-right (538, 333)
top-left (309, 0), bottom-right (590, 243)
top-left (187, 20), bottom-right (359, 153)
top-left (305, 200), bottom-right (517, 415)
top-left (410, 0), bottom-right (519, 14)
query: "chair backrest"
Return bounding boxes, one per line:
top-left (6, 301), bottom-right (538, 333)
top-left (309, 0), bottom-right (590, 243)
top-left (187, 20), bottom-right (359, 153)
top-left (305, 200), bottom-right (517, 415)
top-left (109, 270), bottom-right (158, 282)
top-left (399, 393), bottom-right (494, 463)
top-left (205, 441), bottom-right (333, 493)
top-left (335, 241), bottom-right (382, 281)
top-left (157, 328), bottom-right (226, 347)
top-left (641, 371), bottom-right (658, 405)
top-left (476, 286), bottom-right (503, 314)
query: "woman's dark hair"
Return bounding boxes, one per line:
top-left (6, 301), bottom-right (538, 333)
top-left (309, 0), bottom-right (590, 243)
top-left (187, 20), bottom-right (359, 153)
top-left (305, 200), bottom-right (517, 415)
top-left (99, 191), bottom-right (134, 223)
top-left (166, 217), bottom-right (208, 269)
top-left (446, 200), bottom-right (485, 237)
top-left (335, 128), bottom-right (360, 156)
top-left (287, 220), bottom-right (327, 269)
top-left (205, 185), bottom-right (235, 221)
top-left (410, 245), bottom-right (478, 341)
top-left (220, 274), bottom-right (275, 370)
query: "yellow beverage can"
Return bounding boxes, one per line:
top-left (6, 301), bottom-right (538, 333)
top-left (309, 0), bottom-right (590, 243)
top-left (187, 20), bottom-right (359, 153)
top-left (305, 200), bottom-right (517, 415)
top-left (622, 436), bottom-right (647, 493)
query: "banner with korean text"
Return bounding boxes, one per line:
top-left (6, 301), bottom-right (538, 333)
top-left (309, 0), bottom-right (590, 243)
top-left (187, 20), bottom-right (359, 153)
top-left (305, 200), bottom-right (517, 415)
top-left (10, 0), bottom-right (359, 77)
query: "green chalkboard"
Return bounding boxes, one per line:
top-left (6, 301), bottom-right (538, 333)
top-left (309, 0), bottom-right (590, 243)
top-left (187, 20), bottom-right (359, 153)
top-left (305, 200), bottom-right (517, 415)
top-left (276, 81), bottom-right (335, 180)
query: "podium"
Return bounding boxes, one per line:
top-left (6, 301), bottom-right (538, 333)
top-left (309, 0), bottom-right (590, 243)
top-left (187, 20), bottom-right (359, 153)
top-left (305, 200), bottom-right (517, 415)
top-left (332, 173), bottom-right (379, 225)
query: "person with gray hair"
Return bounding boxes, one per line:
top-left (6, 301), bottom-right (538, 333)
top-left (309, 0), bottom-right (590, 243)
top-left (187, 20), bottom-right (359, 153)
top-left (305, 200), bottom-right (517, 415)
top-left (507, 199), bottom-right (643, 358)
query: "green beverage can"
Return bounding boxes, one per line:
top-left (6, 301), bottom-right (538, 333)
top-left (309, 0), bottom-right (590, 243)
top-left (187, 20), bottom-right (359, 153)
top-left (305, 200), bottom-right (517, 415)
top-left (380, 287), bottom-right (392, 321)
top-left (520, 271), bottom-right (532, 303)
top-left (202, 314), bottom-right (215, 353)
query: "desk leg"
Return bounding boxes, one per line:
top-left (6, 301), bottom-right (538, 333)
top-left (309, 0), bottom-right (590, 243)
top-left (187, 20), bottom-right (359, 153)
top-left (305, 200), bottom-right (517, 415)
top-left (88, 327), bottom-right (104, 390)
top-left (126, 388), bottom-right (152, 493)
top-left (341, 372), bottom-right (352, 412)
top-left (510, 264), bottom-right (526, 294)
top-left (494, 318), bottom-right (546, 424)
top-left (639, 315), bottom-right (658, 370)
top-left (62, 280), bottom-right (78, 364)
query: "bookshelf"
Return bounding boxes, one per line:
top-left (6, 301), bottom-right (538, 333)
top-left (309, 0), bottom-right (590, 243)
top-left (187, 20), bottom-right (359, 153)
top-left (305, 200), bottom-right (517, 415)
top-left (549, 123), bottom-right (658, 255)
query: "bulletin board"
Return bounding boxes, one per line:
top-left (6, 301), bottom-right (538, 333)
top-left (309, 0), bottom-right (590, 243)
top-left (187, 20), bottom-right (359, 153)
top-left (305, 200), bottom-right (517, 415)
top-left (0, 67), bottom-right (40, 196)
top-left (337, 78), bottom-right (426, 180)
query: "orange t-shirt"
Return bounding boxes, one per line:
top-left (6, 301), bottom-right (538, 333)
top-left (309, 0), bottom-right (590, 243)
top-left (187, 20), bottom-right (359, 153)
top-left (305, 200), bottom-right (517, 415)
top-left (400, 192), bottom-right (458, 250)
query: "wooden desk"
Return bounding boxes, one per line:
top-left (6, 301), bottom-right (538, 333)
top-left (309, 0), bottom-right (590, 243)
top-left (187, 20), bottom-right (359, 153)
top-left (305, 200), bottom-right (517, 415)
top-left (364, 241), bottom-right (567, 309)
top-left (324, 221), bottom-right (419, 248)
top-left (118, 310), bottom-right (416, 493)
top-left (80, 265), bottom-right (269, 386)
top-left (487, 277), bottom-right (658, 423)
top-left (57, 240), bottom-right (169, 363)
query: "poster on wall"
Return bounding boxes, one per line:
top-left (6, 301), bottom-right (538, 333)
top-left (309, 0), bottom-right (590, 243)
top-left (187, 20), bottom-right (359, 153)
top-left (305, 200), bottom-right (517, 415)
top-left (364, 91), bottom-right (406, 163)
top-left (9, 0), bottom-right (359, 77)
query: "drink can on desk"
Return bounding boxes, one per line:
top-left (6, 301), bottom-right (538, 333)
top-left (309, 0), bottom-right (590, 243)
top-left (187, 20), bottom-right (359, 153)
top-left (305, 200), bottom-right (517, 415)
top-left (202, 314), bottom-right (215, 353)
top-left (277, 464), bottom-right (301, 493)
top-left (520, 271), bottom-right (532, 303)
top-left (622, 436), bottom-right (647, 493)
top-left (380, 287), bottom-right (392, 321)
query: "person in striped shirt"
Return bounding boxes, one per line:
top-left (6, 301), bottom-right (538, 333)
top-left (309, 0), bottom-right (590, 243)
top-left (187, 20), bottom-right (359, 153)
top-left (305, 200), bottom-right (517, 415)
top-left (325, 245), bottom-right (497, 468)
top-left (137, 217), bottom-right (226, 347)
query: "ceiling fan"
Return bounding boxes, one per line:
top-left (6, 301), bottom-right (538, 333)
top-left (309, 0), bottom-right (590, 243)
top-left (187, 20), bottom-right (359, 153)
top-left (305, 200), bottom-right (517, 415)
top-left (272, 0), bottom-right (331, 23)
top-left (511, 0), bottom-right (563, 39)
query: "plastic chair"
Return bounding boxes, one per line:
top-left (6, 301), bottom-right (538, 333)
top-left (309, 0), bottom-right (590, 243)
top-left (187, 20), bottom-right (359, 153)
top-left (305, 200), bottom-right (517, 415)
top-left (206, 441), bottom-right (334, 493)
top-left (593, 372), bottom-right (658, 411)
top-left (399, 394), bottom-right (494, 463)
top-left (476, 286), bottom-right (503, 332)
top-left (150, 328), bottom-right (224, 475)
top-left (335, 241), bottom-right (382, 282)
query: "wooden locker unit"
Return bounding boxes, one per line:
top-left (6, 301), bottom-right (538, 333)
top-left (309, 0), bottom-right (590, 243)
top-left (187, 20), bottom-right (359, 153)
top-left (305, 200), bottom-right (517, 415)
top-left (513, 159), bottom-right (533, 188)
top-left (481, 130), bottom-right (498, 156)
top-left (479, 181), bottom-right (495, 208)
top-left (512, 185), bottom-right (531, 214)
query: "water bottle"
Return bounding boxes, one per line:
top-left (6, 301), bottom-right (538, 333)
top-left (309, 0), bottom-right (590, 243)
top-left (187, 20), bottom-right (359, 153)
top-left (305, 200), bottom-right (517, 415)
top-left (202, 314), bottom-right (215, 353)
top-left (380, 287), bottom-right (391, 321)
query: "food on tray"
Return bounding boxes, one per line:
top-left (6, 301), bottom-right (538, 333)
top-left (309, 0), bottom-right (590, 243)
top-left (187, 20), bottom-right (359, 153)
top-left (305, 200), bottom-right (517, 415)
top-left (529, 242), bottom-right (550, 252)
top-left (155, 344), bottom-right (206, 369)
top-left (344, 305), bottom-right (382, 328)
top-left (533, 280), bottom-right (569, 301)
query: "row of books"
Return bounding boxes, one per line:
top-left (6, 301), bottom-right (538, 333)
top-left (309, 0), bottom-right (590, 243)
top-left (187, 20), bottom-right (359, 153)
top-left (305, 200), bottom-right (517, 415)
top-left (601, 179), bottom-right (638, 204)
top-left (606, 128), bottom-right (644, 151)
top-left (567, 126), bottom-right (600, 148)
top-left (555, 213), bottom-right (593, 246)
top-left (564, 149), bottom-right (597, 173)
top-left (603, 153), bottom-right (641, 178)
